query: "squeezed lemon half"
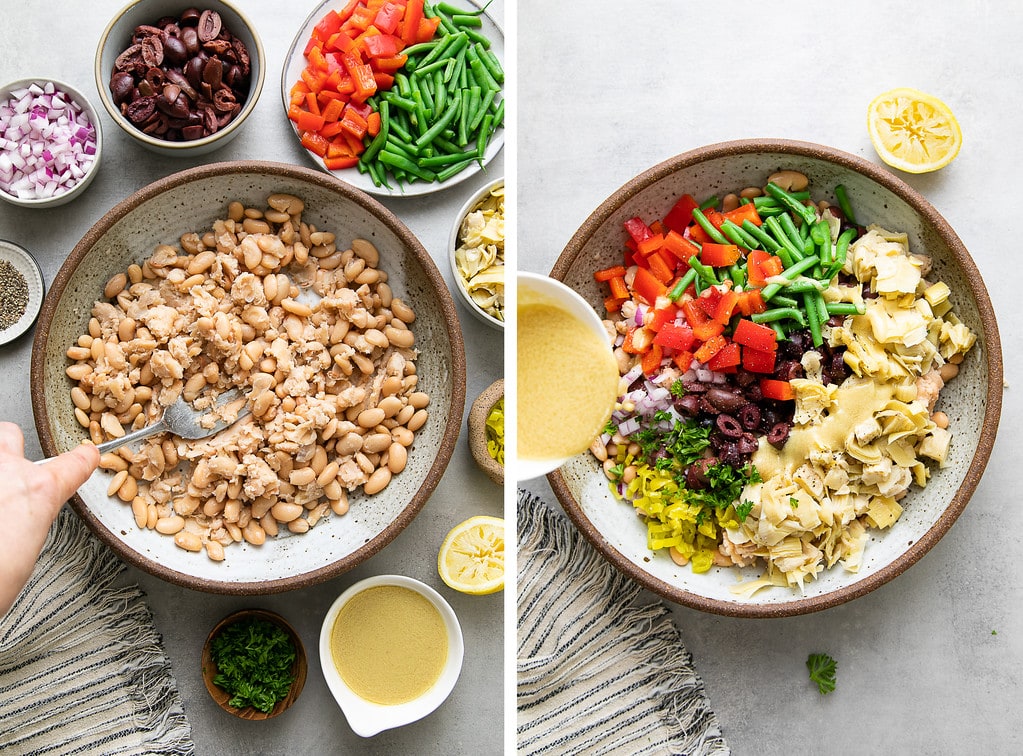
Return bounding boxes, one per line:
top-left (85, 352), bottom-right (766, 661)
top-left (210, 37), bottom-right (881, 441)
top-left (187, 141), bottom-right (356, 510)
top-left (438, 516), bottom-right (505, 595)
top-left (867, 88), bottom-right (962, 173)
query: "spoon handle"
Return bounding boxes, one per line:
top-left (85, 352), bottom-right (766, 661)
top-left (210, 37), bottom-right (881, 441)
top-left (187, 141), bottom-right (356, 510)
top-left (95, 417), bottom-right (168, 456)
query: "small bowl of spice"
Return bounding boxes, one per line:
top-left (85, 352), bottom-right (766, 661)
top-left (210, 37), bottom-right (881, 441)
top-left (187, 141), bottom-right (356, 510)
top-left (467, 379), bottom-right (504, 485)
top-left (0, 78), bottom-right (102, 207)
top-left (449, 178), bottom-right (505, 329)
top-left (319, 575), bottom-right (463, 737)
top-left (0, 240), bottom-right (45, 346)
top-left (95, 0), bottom-right (265, 156)
top-left (202, 608), bottom-right (307, 720)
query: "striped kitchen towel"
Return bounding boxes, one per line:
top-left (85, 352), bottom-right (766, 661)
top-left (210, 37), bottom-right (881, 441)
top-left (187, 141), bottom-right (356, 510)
top-left (0, 507), bottom-right (193, 755)
top-left (517, 490), bottom-right (729, 756)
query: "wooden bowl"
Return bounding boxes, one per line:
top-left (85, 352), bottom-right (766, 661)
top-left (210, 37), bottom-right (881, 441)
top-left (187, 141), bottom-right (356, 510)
top-left (468, 379), bottom-right (504, 486)
top-left (548, 139), bottom-right (1002, 617)
top-left (202, 609), bottom-right (307, 720)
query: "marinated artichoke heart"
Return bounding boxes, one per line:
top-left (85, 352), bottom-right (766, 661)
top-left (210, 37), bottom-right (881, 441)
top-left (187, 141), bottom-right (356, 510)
top-left (730, 224), bottom-right (976, 594)
top-left (455, 184), bottom-right (505, 321)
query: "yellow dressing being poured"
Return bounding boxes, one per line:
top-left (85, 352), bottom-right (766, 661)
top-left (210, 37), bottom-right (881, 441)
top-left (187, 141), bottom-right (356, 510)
top-left (516, 292), bottom-right (619, 461)
top-left (329, 586), bottom-right (448, 706)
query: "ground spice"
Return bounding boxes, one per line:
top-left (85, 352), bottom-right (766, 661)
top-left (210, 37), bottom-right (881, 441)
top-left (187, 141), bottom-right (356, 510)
top-left (0, 259), bottom-right (29, 331)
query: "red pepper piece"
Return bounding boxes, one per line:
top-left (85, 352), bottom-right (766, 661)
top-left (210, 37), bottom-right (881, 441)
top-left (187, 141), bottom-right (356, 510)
top-left (632, 266), bottom-right (667, 305)
top-left (645, 249), bottom-right (675, 285)
top-left (624, 216), bottom-right (655, 244)
top-left (374, 2), bottom-right (405, 34)
top-left (700, 242), bottom-right (741, 268)
top-left (713, 290), bottom-right (739, 325)
top-left (653, 321), bottom-right (695, 351)
top-left (647, 304), bottom-right (678, 333)
top-left (662, 194), bottom-right (699, 234)
top-left (760, 378), bottom-right (795, 401)
top-left (641, 343), bottom-right (664, 375)
top-left (722, 202), bottom-right (763, 227)
top-left (682, 300), bottom-right (726, 342)
top-left (672, 350), bottom-right (695, 372)
top-left (742, 346), bottom-right (777, 373)
top-left (733, 318), bottom-right (778, 352)
top-left (707, 341), bottom-right (741, 371)
top-left (363, 33), bottom-right (402, 58)
top-left (694, 335), bottom-right (728, 364)
top-left (594, 265), bottom-right (627, 283)
top-left (661, 230), bottom-right (700, 265)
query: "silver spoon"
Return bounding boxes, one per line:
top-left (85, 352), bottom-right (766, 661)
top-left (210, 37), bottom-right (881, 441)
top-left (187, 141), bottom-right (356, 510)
top-left (39, 388), bottom-right (251, 462)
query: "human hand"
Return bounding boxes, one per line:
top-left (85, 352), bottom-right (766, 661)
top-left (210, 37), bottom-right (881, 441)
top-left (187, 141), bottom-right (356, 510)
top-left (0, 422), bottom-right (100, 617)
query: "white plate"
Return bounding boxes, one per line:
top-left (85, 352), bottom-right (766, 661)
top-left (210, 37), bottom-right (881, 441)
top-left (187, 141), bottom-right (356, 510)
top-left (280, 0), bottom-right (504, 197)
top-left (0, 239), bottom-right (45, 346)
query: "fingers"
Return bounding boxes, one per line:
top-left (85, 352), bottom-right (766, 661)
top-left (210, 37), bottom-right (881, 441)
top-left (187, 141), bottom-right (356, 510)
top-left (0, 421), bottom-right (26, 456)
top-left (46, 443), bottom-right (101, 502)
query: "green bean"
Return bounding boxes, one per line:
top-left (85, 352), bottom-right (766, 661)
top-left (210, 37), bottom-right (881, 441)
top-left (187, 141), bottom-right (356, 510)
top-left (467, 52), bottom-right (500, 94)
top-left (415, 92), bottom-right (462, 150)
top-left (777, 213), bottom-right (806, 259)
top-left (752, 307), bottom-right (807, 327)
top-left (699, 195), bottom-right (719, 210)
top-left (728, 264), bottom-right (747, 288)
top-left (492, 99), bottom-right (504, 127)
top-left (379, 150), bottom-right (437, 182)
top-left (769, 294), bottom-right (799, 308)
top-left (437, 158), bottom-right (476, 182)
top-left (690, 207), bottom-right (730, 245)
top-left (833, 227), bottom-right (855, 270)
top-left (383, 90), bottom-right (416, 113)
top-left (482, 48), bottom-right (504, 84)
top-left (669, 268), bottom-right (698, 301)
top-left (687, 255), bottom-right (719, 285)
top-left (814, 291), bottom-right (829, 325)
top-left (452, 13), bottom-right (483, 27)
top-left (419, 31), bottom-right (469, 70)
top-left (720, 219), bottom-right (758, 251)
top-left (824, 301), bottom-right (864, 316)
top-left (419, 151), bottom-right (475, 167)
top-left (770, 322), bottom-right (788, 341)
top-left (762, 217), bottom-right (797, 266)
top-left (803, 293), bottom-right (823, 347)
top-left (475, 113), bottom-right (494, 161)
top-left (437, 1), bottom-right (482, 15)
top-left (741, 220), bottom-right (782, 252)
top-left (395, 72), bottom-right (412, 98)
top-left (402, 41), bottom-right (441, 59)
top-left (783, 279), bottom-right (826, 294)
top-left (413, 57), bottom-right (449, 78)
top-left (460, 25), bottom-right (492, 48)
top-left (470, 88), bottom-right (496, 131)
top-left (360, 101), bottom-right (391, 164)
top-left (764, 182), bottom-right (817, 226)
top-left (834, 184), bottom-right (857, 225)
top-left (759, 255), bottom-right (821, 301)
top-left (814, 220), bottom-right (832, 267)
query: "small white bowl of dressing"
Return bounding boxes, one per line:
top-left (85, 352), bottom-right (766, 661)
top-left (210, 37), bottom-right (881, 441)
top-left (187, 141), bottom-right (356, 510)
top-left (319, 575), bottom-right (463, 737)
top-left (516, 272), bottom-right (620, 480)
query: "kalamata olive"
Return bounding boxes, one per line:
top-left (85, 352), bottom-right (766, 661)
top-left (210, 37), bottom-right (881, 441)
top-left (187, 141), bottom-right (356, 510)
top-left (685, 457), bottom-right (717, 490)
top-left (716, 414), bottom-right (743, 439)
top-left (774, 360), bottom-right (803, 381)
top-left (734, 368), bottom-right (757, 388)
top-left (706, 387), bottom-right (746, 412)
top-left (738, 403), bottom-right (761, 430)
top-left (699, 397), bottom-right (720, 415)
top-left (197, 10), bottom-right (223, 42)
top-left (181, 124), bottom-right (205, 140)
top-left (719, 444), bottom-right (744, 468)
top-left (140, 35), bottom-right (164, 67)
top-left (675, 394), bottom-right (700, 416)
top-left (182, 26), bottom-right (199, 55)
top-left (682, 379), bottom-right (706, 394)
top-left (162, 33), bottom-right (188, 64)
top-left (767, 422), bottom-right (791, 449)
top-left (737, 432), bottom-right (759, 455)
top-left (202, 57), bottom-right (223, 89)
top-left (109, 72), bottom-right (134, 104)
top-left (184, 57), bottom-right (205, 90)
top-left (180, 7), bottom-right (201, 26)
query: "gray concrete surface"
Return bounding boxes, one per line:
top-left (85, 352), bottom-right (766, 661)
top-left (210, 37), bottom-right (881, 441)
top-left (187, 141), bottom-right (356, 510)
top-left (518, 1), bottom-right (1021, 754)
top-left (0, 2), bottom-right (505, 753)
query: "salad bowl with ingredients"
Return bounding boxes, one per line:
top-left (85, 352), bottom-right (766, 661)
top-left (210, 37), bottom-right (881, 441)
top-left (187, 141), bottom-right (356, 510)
top-left (548, 139), bottom-right (1001, 617)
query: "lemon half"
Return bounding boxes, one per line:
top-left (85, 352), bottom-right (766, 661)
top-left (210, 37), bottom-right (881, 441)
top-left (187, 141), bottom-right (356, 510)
top-left (867, 88), bottom-right (962, 173)
top-left (438, 516), bottom-right (505, 595)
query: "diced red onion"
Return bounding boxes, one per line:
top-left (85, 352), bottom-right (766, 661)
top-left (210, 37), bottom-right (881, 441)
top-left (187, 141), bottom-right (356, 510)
top-left (0, 81), bottom-right (97, 201)
top-left (617, 417), bottom-right (641, 437)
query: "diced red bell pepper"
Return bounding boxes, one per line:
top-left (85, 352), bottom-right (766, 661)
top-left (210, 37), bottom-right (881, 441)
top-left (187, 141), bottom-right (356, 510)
top-left (681, 300), bottom-right (725, 341)
top-left (604, 295), bottom-right (626, 313)
top-left (697, 286), bottom-right (724, 318)
top-left (662, 194), bottom-right (699, 234)
top-left (742, 346), bottom-right (777, 373)
top-left (624, 216), bottom-right (655, 245)
top-left (632, 266), bottom-right (667, 305)
top-left (636, 233), bottom-right (665, 257)
top-left (608, 275), bottom-right (629, 301)
top-left (374, 2), bottom-right (405, 34)
top-left (732, 318), bottom-right (778, 352)
top-left (700, 242), bottom-right (741, 268)
top-left (653, 321), bottom-right (696, 351)
top-left (672, 350), bottom-right (695, 372)
top-left (747, 250), bottom-right (784, 287)
top-left (707, 342), bottom-right (741, 371)
top-left (688, 222), bottom-right (714, 244)
top-left (694, 335), bottom-right (728, 364)
top-left (660, 230), bottom-right (700, 265)
top-left (594, 265), bottom-right (628, 283)
top-left (300, 131), bottom-right (329, 156)
top-left (760, 378), bottom-right (795, 401)
top-left (722, 202), bottom-right (763, 227)
top-left (736, 289), bottom-right (767, 316)
top-left (314, 10), bottom-right (344, 42)
top-left (712, 289), bottom-right (739, 325)
top-left (641, 343), bottom-right (664, 375)
top-left (645, 249), bottom-right (675, 285)
top-left (647, 304), bottom-right (677, 332)
top-left (401, 0), bottom-right (425, 46)
top-left (363, 33), bottom-right (402, 58)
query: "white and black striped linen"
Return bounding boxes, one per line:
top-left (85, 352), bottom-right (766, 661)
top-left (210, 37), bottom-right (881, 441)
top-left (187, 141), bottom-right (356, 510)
top-left (0, 507), bottom-right (193, 755)
top-left (517, 491), bottom-right (729, 756)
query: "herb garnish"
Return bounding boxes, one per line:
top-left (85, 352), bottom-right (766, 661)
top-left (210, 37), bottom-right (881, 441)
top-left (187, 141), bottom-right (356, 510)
top-left (806, 652), bottom-right (837, 695)
top-left (211, 618), bottom-right (297, 713)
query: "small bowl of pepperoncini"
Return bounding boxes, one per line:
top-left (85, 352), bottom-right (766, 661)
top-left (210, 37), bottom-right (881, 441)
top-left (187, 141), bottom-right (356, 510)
top-left (468, 379), bottom-right (504, 485)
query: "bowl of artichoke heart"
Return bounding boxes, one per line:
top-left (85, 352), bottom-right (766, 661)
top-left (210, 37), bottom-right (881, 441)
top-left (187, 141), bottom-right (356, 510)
top-left (449, 178), bottom-right (504, 329)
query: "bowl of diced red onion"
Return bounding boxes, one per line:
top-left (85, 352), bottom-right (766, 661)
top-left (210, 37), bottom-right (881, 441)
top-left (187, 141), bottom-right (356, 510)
top-left (0, 78), bottom-right (102, 207)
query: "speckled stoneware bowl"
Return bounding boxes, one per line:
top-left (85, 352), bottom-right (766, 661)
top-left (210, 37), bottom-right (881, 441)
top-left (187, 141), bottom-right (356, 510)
top-left (468, 379), bottom-right (503, 485)
top-left (95, 0), bottom-right (265, 157)
top-left (31, 161), bottom-right (465, 594)
top-left (548, 139), bottom-right (1002, 618)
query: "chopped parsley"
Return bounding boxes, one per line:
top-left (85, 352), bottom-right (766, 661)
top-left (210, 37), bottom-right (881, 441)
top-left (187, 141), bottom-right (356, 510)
top-left (210, 618), bottom-right (297, 713)
top-left (734, 499), bottom-right (754, 521)
top-left (806, 652), bottom-right (837, 695)
top-left (790, 497), bottom-right (800, 508)
top-left (669, 378), bottom-right (687, 398)
top-left (684, 462), bottom-right (760, 513)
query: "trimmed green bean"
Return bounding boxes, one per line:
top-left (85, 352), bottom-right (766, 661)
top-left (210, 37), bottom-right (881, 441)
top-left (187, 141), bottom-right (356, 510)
top-left (690, 207), bottom-right (730, 245)
top-left (452, 13), bottom-right (483, 27)
top-left (741, 220), bottom-right (782, 252)
top-left (699, 195), bottom-right (719, 210)
top-left (415, 92), bottom-right (462, 150)
top-left (475, 112), bottom-right (493, 161)
top-left (437, 158), bottom-right (476, 181)
top-left (759, 255), bottom-right (821, 301)
top-left (824, 301), bottom-right (864, 316)
top-left (764, 182), bottom-right (817, 226)
top-left (470, 88), bottom-right (496, 131)
top-left (769, 294), bottom-right (799, 308)
top-left (720, 219), bottom-right (758, 251)
top-left (834, 184), bottom-right (857, 225)
top-left (378, 150), bottom-right (437, 182)
top-left (752, 307), bottom-right (807, 327)
top-left (360, 101), bottom-right (391, 164)
top-left (778, 213), bottom-right (806, 259)
top-left (728, 264), bottom-right (747, 288)
top-left (803, 292), bottom-right (823, 347)
top-left (669, 268), bottom-right (698, 301)
top-left (687, 255), bottom-right (719, 285)
top-left (762, 216), bottom-right (797, 266)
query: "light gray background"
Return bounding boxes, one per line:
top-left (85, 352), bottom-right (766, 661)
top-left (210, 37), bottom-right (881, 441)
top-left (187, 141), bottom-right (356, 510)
top-left (0, 1), bottom-right (504, 754)
top-left (518, 1), bottom-right (1020, 754)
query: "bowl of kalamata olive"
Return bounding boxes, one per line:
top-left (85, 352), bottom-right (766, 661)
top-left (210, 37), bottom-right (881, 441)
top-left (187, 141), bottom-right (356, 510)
top-left (546, 139), bottom-right (1001, 618)
top-left (95, 0), bottom-right (264, 156)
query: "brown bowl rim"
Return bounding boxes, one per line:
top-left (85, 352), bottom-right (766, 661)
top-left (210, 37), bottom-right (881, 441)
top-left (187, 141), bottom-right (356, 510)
top-left (547, 138), bottom-right (1003, 618)
top-left (31, 159), bottom-right (466, 595)
top-left (201, 608), bottom-right (307, 719)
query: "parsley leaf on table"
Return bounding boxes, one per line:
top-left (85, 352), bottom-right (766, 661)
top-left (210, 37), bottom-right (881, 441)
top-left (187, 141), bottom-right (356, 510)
top-left (806, 652), bottom-right (837, 695)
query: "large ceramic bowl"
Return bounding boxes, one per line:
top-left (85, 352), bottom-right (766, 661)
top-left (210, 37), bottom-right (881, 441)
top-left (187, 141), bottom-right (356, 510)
top-left (31, 161), bottom-right (465, 594)
top-left (547, 139), bottom-right (1002, 618)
